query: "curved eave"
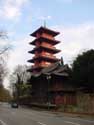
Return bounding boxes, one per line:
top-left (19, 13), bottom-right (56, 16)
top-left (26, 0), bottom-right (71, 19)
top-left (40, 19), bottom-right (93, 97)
top-left (28, 57), bottom-right (60, 63)
top-left (28, 46), bottom-right (61, 54)
top-left (30, 26), bottom-right (60, 37)
top-left (29, 37), bottom-right (60, 45)
top-left (52, 73), bottom-right (69, 77)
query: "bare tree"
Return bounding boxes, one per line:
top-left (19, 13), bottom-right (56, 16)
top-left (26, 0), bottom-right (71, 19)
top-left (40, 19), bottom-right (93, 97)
top-left (0, 30), bottom-right (10, 85)
top-left (12, 65), bottom-right (31, 84)
top-left (0, 30), bottom-right (10, 55)
top-left (0, 30), bottom-right (11, 101)
top-left (0, 30), bottom-right (8, 38)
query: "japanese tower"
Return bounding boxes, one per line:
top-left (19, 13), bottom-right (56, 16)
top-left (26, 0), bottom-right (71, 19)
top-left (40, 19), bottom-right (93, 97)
top-left (28, 26), bottom-right (61, 73)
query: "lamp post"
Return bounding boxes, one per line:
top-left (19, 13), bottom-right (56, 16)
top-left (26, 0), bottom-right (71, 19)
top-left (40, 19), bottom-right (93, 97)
top-left (46, 75), bottom-right (51, 110)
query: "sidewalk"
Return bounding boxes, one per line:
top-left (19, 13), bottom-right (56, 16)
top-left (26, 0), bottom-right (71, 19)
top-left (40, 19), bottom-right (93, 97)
top-left (21, 105), bottom-right (94, 120)
top-left (50, 110), bottom-right (94, 120)
top-left (55, 112), bottom-right (94, 117)
top-left (33, 107), bottom-right (94, 120)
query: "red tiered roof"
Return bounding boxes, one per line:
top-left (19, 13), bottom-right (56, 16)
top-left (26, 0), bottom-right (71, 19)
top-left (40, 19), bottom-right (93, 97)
top-left (28, 46), bottom-right (61, 54)
top-left (28, 56), bottom-right (60, 63)
top-left (30, 26), bottom-right (60, 37)
top-left (28, 26), bottom-right (61, 73)
top-left (29, 37), bottom-right (60, 45)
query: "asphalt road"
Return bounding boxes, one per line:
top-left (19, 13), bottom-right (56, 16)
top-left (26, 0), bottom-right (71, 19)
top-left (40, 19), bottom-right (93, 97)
top-left (0, 103), bottom-right (94, 125)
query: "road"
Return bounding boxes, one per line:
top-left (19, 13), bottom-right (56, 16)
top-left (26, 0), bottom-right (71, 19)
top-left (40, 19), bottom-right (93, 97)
top-left (0, 103), bottom-right (94, 125)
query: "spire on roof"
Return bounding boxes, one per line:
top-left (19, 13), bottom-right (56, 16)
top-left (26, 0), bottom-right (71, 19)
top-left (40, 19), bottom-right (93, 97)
top-left (44, 20), bottom-right (46, 27)
top-left (60, 57), bottom-right (64, 66)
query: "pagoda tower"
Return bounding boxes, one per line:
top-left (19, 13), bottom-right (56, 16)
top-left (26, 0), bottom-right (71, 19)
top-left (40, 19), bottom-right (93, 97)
top-left (27, 26), bottom-right (76, 106)
top-left (28, 26), bottom-right (61, 73)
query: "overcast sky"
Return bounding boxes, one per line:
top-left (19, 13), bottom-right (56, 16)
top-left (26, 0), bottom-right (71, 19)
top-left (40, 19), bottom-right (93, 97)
top-left (0, 0), bottom-right (94, 87)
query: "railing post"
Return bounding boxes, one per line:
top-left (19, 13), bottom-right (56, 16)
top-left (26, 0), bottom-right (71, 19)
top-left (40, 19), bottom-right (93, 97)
top-left (46, 75), bottom-right (51, 110)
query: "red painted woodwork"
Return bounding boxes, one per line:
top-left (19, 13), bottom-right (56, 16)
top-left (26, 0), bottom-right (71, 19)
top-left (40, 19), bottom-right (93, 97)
top-left (28, 26), bottom-right (60, 73)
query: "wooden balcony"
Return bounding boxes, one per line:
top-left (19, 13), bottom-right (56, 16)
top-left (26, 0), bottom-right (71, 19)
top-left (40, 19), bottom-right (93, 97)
top-left (41, 34), bottom-right (55, 40)
top-left (32, 63), bottom-right (49, 69)
top-left (35, 43), bottom-right (56, 49)
top-left (40, 43), bottom-right (56, 49)
top-left (33, 53), bottom-right (56, 59)
top-left (41, 43), bottom-right (56, 49)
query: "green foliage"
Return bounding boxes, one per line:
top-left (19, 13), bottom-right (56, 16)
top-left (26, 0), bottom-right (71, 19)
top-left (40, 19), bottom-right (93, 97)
top-left (15, 84), bottom-right (32, 97)
top-left (72, 49), bottom-right (94, 87)
top-left (10, 65), bottom-right (31, 100)
top-left (0, 84), bottom-right (11, 102)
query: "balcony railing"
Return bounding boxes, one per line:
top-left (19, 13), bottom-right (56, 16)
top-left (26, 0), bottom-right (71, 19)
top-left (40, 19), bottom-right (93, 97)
top-left (35, 43), bottom-right (56, 49)
top-left (41, 34), bottom-right (55, 40)
top-left (33, 53), bottom-right (56, 59)
top-left (41, 43), bottom-right (56, 49)
top-left (32, 63), bottom-right (50, 68)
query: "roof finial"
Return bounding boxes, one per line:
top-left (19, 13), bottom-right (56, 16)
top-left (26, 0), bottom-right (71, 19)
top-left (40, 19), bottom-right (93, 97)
top-left (61, 57), bottom-right (64, 66)
top-left (44, 20), bottom-right (46, 27)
